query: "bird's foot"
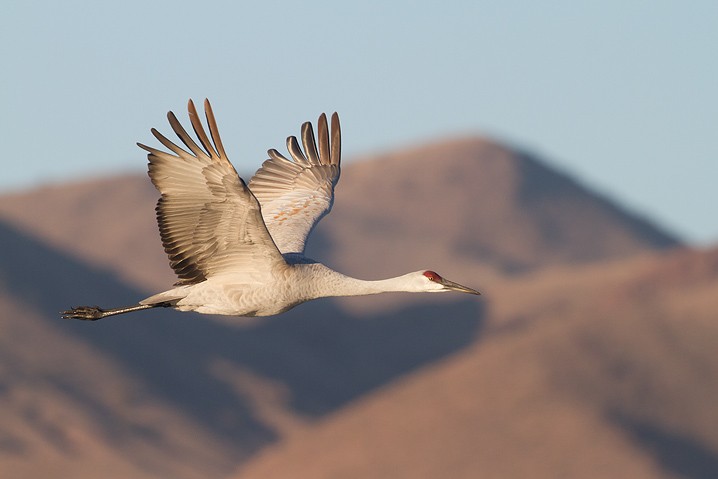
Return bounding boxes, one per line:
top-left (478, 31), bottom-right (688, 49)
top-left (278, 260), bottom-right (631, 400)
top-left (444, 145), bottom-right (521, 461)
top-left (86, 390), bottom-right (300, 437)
top-left (61, 306), bottom-right (106, 320)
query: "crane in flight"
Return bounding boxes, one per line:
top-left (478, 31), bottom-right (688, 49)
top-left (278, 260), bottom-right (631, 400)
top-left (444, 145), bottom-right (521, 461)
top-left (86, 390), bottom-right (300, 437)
top-left (62, 100), bottom-right (480, 320)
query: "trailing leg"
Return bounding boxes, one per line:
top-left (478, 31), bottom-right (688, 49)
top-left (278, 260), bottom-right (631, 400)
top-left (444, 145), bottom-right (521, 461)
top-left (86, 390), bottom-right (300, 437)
top-left (61, 302), bottom-right (172, 320)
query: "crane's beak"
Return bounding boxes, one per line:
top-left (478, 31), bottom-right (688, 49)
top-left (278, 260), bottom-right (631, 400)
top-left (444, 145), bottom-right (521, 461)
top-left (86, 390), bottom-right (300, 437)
top-left (440, 278), bottom-right (481, 295)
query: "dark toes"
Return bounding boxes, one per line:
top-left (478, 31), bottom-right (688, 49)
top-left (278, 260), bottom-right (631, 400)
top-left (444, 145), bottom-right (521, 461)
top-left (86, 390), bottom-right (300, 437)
top-left (61, 306), bottom-right (104, 320)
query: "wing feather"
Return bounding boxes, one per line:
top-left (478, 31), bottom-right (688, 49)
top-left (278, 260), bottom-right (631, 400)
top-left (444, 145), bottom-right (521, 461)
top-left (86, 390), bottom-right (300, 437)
top-left (138, 99), bottom-right (285, 285)
top-left (301, 122), bottom-right (320, 163)
top-left (248, 112), bottom-right (341, 254)
top-left (330, 113), bottom-right (341, 166)
top-left (317, 114), bottom-right (331, 165)
top-left (286, 136), bottom-right (310, 165)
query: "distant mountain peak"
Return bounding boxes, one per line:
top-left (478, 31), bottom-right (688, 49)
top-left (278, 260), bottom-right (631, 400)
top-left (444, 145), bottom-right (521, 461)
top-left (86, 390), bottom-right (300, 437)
top-left (314, 135), bottom-right (680, 277)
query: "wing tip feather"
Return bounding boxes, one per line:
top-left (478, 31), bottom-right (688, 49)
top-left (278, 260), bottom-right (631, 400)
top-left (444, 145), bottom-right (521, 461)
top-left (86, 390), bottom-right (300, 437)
top-left (330, 112), bottom-right (341, 166)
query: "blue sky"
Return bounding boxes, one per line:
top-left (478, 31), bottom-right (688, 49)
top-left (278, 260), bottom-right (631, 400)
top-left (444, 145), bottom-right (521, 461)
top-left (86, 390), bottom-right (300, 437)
top-left (2, 1), bottom-right (716, 244)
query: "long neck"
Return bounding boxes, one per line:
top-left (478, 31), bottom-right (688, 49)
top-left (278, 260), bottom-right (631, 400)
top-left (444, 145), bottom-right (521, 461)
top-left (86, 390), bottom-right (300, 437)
top-left (305, 265), bottom-right (415, 299)
top-left (332, 276), bottom-right (413, 297)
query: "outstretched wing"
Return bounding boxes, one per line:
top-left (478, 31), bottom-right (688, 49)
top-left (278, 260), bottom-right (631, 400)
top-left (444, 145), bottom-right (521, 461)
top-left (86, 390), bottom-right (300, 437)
top-left (138, 99), bottom-right (285, 285)
top-left (248, 113), bottom-right (341, 255)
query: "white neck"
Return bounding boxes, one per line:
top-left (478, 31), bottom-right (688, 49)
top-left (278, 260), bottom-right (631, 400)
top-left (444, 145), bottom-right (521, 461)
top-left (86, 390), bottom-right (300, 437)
top-left (331, 276), bottom-right (415, 297)
top-left (307, 266), bottom-right (421, 299)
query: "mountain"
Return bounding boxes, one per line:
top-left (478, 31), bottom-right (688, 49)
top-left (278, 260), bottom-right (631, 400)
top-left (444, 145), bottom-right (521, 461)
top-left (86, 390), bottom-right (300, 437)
top-left (0, 136), bottom-right (706, 478)
top-left (313, 138), bottom-right (677, 277)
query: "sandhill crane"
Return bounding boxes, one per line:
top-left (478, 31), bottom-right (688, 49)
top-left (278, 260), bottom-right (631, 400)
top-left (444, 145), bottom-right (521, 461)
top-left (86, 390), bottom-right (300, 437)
top-left (62, 100), bottom-right (480, 320)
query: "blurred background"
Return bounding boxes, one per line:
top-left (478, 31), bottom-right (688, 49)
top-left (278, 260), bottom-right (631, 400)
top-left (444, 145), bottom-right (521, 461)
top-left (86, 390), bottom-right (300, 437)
top-left (2, 0), bottom-right (717, 244)
top-left (1, 1), bottom-right (717, 478)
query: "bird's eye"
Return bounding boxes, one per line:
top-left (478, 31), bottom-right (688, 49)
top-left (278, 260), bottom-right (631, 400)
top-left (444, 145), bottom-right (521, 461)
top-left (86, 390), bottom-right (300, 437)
top-left (423, 271), bottom-right (440, 282)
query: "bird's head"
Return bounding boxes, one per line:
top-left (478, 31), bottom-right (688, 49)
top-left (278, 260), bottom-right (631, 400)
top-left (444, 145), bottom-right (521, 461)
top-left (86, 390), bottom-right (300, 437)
top-left (410, 270), bottom-right (481, 295)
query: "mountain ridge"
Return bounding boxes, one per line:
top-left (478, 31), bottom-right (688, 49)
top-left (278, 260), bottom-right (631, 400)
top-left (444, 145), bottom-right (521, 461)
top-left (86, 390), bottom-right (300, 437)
top-left (0, 135), bottom-right (706, 479)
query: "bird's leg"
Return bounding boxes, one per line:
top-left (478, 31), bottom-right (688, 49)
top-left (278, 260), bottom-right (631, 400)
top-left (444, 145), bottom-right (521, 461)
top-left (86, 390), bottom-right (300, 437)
top-left (61, 302), bottom-right (172, 321)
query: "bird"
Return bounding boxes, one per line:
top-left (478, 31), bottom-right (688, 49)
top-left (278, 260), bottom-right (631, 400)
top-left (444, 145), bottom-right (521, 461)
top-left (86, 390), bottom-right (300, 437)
top-left (62, 100), bottom-right (480, 320)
